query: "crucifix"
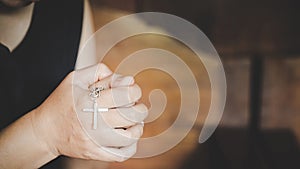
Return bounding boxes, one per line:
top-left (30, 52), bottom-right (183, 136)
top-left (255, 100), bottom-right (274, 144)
top-left (83, 87), bottom-right (109, 130)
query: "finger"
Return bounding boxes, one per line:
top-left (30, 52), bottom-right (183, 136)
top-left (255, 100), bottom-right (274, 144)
top-left (74, 63), bottom-right (113, 89)
top-left (114, 123), bottom-right (144, 140)
top-left (100, 124), bottom-right (143, 147)
top-left (111, 74), bottom-right (135, 88)
top-left (89, 74), bottom-right (112, 90)
top-left (101, 104), bottom-right (148, 128)
top-left (94, 63), bottom-right (113, 81)
top-left (100, 143), bottom-right (137, 162)
top-left (92, 74), bottom-right (135, 90)
top-left (118, 104), bottom-right (148, 124)
top-left (98, 84), bottom-right (142, 108)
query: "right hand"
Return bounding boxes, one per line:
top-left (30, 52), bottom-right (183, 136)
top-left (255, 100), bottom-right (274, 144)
top-left (31, 63), bottom-right (148, 162)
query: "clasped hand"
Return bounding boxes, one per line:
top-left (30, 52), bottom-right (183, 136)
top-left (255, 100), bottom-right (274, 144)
top-left (32, 63), bottom-right (148, 162)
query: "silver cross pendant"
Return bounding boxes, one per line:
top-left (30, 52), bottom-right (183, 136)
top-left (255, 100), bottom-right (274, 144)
top-left (83, 87), bottom-right (108, 130)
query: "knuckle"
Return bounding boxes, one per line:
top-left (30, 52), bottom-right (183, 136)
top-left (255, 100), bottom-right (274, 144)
top-left (82, 150), bottom-right (94, 159)
top-left (131, 127), bottom-right (143, 139)
top-left (98, 63), bottom-right (113, 76)
top-left (130, 84), bottom-right (142, 101)
top-left (125, 136), bottom-right (138, 146)
top-left (80, 144), bottom-right (94, 159)
top-left (136, 104), bottom-right (148, 118)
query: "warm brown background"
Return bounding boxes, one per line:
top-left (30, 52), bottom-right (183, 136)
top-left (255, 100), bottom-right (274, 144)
top-left (67, 0), bottom-right (300, 169)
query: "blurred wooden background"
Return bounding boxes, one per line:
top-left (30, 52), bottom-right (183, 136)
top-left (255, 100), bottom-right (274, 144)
top-left (66, 0), bottom-right (300, 169)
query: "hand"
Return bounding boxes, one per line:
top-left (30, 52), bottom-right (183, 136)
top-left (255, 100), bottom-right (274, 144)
top-left (32, 63), bottom-right (148, 162)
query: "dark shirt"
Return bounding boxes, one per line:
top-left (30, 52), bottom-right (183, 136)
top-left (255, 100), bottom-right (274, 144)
top-left (0, 0), bottom-right (83, 168)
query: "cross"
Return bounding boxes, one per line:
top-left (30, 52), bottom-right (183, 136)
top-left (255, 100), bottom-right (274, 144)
top-left (83, 100), bottom-right (109, 129)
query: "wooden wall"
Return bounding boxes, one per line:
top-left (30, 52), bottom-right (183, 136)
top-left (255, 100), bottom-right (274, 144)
top-left (90, 0), bottom-right (300, 135)
top-left (66, 1), bottom-right (300, 169)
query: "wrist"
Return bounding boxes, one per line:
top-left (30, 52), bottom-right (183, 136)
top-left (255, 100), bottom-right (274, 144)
top-left (30, 107), bottom-right (60, 158)
top-left (0, 108), bottom-right (59, 168)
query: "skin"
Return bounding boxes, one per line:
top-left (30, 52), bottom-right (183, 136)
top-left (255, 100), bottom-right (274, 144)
top-left (0, 1), bottom-right (148, 167)
top-left (0, 63), bottom-right (148, 168)
top-left (0, 0), bottom-right (35, 8)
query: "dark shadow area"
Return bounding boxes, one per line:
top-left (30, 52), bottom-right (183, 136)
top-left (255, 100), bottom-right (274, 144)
top-left (180, 128), bottom-right (300, 169)
top-left (140, 0), bottom-right (300, 55)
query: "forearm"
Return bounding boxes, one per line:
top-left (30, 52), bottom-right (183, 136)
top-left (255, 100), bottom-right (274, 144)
top-left (0, 109), bottom-right (58, 169)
